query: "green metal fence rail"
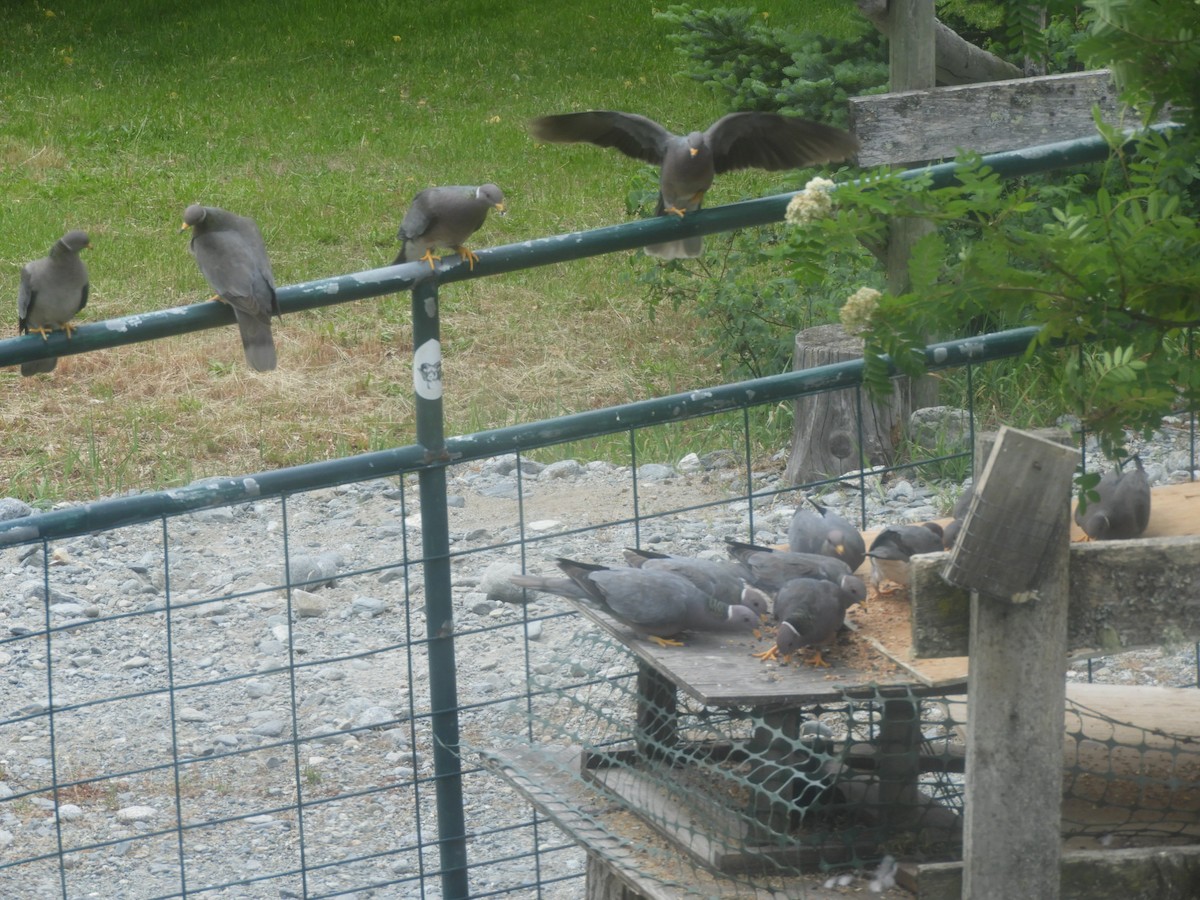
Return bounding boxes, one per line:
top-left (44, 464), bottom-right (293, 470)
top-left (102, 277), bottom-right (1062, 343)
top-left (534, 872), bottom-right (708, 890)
top-left (0, 325), bottom-right (1037, 549)
top-left (0, 129), bottom-right (1148, 373)
top-left (0, 127), bottom-right (1188, 900)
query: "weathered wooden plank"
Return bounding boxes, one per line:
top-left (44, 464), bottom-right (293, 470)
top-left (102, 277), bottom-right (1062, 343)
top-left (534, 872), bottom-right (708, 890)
top-left (946, 426), bottom-right (1079, 597)
top-left (558, 596), bottom-right (962, 707)
top-left (855, 0), bottom-right (1022, 87)
top-left (911, 530), bottom-right (1200, 658)
top-left (850, 69), bottom-right (1126, 166)
top-left (962, 427), bottom-right (1073, 900)
top-left (900, 845), bottom-right (1200, 900)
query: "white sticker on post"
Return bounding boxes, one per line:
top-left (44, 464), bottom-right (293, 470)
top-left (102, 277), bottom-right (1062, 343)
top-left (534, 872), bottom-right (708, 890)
top-left (413, 339), bottom-right (443, 400)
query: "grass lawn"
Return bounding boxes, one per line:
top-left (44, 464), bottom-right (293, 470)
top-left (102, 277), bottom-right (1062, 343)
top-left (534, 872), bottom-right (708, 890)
top-left (2, 0), bottom-right (859, 500)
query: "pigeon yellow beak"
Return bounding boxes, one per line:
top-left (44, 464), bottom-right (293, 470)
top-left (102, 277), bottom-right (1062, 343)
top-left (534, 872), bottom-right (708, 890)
top-left (179, 222), bottom-right (191, 233)
top-left (494, 202), bottom-right (507, 216)
top-left (689, 147), bottom-right (699, 157)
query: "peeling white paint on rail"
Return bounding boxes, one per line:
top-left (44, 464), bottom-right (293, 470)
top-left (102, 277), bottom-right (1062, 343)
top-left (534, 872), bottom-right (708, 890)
top-left (350, 269), bottom-right (400, 286)
top-left (103, 307), bottom-right (192, 333)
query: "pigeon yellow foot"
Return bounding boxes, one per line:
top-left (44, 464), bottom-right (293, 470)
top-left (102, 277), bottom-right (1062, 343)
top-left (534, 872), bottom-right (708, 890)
top-left (648, 635), bottom-right (685, 648)
top-left (454, 245), bottom-right (480, 270)
top-left (803, 650), bottom-right (831, 668)
top-left (753, 645), bottom-right (787, 662)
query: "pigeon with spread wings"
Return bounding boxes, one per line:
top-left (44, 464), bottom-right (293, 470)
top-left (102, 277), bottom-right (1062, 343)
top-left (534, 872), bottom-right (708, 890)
top-left (529, 110), bottom-right (857, 259)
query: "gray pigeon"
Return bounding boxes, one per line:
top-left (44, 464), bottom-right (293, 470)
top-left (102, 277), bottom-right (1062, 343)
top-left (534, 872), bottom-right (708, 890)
top-left (1076, 456), bottom-right (1151, 540)
top-left (867, 523), bottom-right (944, 591)
top-left (17, 230), bottom-right (90, 376)
top-left (392, 184), bottom-right (506, 270)
top-left (788, 498), bottom-right (867, 572)
top-left (529, 110), bottom-right (858, 259)
top-left (510, 559), bottom-right (758, 646)
top-left (725, 538), bottom-right (853, 593)
top-left (942, 485), bottom-right (974, 550)
top-left (622, 547), bottom-right (770, 617)
top-left (182, 204), bottom-right (280, 372)
top-left (755, 577), bottom-right (847, 666)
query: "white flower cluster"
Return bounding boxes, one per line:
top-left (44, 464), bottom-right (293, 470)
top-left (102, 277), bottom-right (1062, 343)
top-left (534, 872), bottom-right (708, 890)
top-left (784, 176), bottom-right (836, 226)
top-left (840, 286), bottom-right (882, 335)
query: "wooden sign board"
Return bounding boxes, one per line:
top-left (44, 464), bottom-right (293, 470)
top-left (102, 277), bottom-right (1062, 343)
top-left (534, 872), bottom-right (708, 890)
top-left (850, 69), bottom-right (1149, 167)
top-left (943, 425), bottom-right (1079, 599)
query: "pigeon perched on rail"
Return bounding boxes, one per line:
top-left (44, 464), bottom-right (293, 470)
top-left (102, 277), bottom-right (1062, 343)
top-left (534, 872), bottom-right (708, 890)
top-left (754, 577), bottom-right (849, 666)
top-left (528, 110), bottom-right (858, 259)
top-left (724, 538), bottom-right (860, 595)
top-left (182, 204), bottom-right (280, 372)
top-left (1076, 456), bottom-right (1151, 540)
top-left (621, 547), bottom-right (770, 617)
top-left (510, 558), bottom-right (758, 646)
top-left (866, 522), bottom-right (944, 591)
top-left (787, 498), bottom-right (867, 572)
top-left (393, 184), bottom-right (506, 270)
top-left (17, 230), bottom-right (90, 376)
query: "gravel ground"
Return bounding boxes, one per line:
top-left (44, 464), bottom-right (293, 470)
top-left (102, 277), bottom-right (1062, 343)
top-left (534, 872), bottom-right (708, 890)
top-left (0, 417), bottom-right (1195, 899)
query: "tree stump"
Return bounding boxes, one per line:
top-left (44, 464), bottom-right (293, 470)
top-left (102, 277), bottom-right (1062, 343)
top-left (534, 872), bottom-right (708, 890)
top-left (784, 324), bottom-right (917, 485)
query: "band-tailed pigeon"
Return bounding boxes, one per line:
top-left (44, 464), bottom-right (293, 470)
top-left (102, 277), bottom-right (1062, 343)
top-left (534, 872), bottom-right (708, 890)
top-left (529, 110), bottom-right (858, 259)
top-left (788, 498), bottom-right (867, 572)
top-left (181, 204), bottom-right (280, 372)
top-left (942, 485), bottom-right (974, 550)
top-left (754, 577), bottom-right (847, 666)
top-left (511, 559), bottom-right (758, 646)
top-left (17, 230), bottom-right (90, 376)
top-left (393, 184), bottom-right (506, 270)
top-left (622, 547), bottom-right (770, 617)
top-left (1076, 456), bottom-right (1151, 540)
top-left (866, 522), bottom-right (944, 591)
top-left (725, 538), bottom-right (854, 593)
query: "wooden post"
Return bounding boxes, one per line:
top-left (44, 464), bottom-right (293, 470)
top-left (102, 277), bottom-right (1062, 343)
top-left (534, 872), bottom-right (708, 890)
top-left (877, 697), bottom-right (923, 833)
top-left (855, 0), bottom-right (1023, 86)
top-left (885, 0), bottom-right (940, 410)
top-left (947, 427), bottom-right (1078, 900)
top-left (635, 663), bottom-right (677, 764)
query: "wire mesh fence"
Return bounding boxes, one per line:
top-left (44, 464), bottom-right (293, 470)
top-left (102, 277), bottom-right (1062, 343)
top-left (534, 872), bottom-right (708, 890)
top-left (3, 357), bottom-right (1195, 898)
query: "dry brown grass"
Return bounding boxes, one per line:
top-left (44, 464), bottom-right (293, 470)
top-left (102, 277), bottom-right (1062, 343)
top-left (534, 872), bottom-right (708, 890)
top-left (2, 261), bottom-right (714, 500)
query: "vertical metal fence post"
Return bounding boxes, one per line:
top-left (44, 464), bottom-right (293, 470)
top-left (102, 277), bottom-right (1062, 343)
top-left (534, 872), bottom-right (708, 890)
top-left (411, 276), bottom-right (469, 899)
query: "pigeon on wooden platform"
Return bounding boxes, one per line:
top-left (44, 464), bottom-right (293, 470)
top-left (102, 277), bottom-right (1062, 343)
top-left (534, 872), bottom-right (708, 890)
top-left (941, 485), bottom-right (974, 550)
top-left (510, 559), bottom-right (759, 646)
top-left (393, 184), bottom-right (506, 270)
top-left (1076, 456), bottom-right (1151, 540)
top-left (725, 538), bottom-right (853, 593)
top-left (787, 498), bottom-right (866, 572)
top-left (529, 110), bottom-right (857, 259)
top-left (182, 204), bottom-right (280, 371)
top-left (754, 577), bottom-right (847, 666)
top-left (17, 230), bottom-right (90, 376)
top-left (866, 522), bottom-right (944, 591)
top-left (621, 547), bottom-right (770, 617)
